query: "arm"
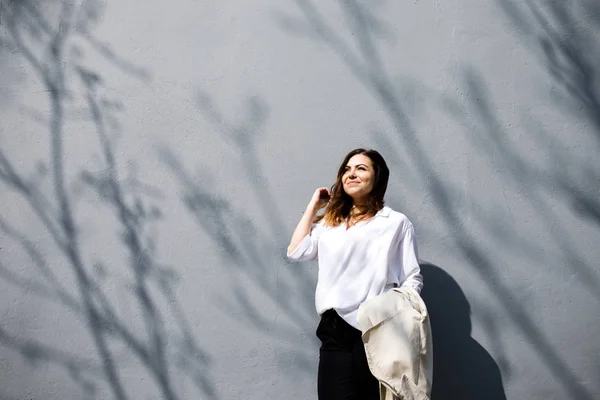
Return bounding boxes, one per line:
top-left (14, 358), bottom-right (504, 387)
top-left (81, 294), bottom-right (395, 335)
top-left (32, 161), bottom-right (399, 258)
top-left (396, 222), bottom-right (423, 293)
top-left (287, 204), bottom-right (320, 255)
top-left (287, 187), bottom-right (330, 261)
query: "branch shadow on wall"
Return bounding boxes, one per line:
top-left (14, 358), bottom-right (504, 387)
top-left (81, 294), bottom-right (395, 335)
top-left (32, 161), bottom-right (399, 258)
top-left (454, 0), bottom-right (600, 294)
top-left (497, 0), bottom-right (600, 138)
top-left (420, 263), bottom-right (506, 400)
top-left (160, 92), bottom-right (321, 377)
top-left (0, 1), bottom-right (216, 399)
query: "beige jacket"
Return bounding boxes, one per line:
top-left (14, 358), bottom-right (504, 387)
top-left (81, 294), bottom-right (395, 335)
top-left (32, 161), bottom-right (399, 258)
top-left (357, 287), bottom-right (433, 400)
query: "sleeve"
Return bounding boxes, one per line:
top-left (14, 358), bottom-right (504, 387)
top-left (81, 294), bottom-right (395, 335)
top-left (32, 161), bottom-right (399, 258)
top-left (286, 222), bottom-right (324, 262)
top-left (394, 222), bottom-right (423, 293)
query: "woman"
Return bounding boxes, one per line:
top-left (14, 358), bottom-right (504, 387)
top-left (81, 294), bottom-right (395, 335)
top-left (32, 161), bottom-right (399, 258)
top-left (287, 148), bottom-right (423, 400)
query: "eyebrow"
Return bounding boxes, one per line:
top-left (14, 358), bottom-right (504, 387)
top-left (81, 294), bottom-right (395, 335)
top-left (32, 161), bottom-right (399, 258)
top-left (345, 163), bottom-right (370, 168)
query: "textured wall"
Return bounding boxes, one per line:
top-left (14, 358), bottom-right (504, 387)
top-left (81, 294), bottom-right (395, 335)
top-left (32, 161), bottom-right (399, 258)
top-left (1, 1), bottom-right (599, 399)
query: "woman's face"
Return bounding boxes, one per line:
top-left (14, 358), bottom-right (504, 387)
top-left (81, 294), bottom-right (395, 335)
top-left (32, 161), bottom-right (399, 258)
top-left (342, 154), bottom-right (375, 203)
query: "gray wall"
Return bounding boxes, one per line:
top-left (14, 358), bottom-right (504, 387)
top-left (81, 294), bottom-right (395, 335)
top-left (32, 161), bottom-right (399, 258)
top-left (1, 1), bottom-right (599, 399)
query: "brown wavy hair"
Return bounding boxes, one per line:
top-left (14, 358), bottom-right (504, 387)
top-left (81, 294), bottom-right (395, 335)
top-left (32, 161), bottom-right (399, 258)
top-left (316, 148), bottom-right (390, 227)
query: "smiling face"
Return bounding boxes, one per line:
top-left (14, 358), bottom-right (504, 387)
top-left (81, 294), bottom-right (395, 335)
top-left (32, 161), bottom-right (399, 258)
top-left (342, 154), bottom-right (375, 203)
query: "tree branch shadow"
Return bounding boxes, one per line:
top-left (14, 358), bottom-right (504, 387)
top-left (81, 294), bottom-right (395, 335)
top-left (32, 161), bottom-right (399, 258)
top-left (0, 1), bottom-right (216, 398)
top-left (159, 93), bottom-right (321, 374)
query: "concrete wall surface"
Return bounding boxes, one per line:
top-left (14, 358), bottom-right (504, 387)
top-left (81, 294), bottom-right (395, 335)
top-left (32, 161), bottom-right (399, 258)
top-left (1, 1), bottom-right (599, 399)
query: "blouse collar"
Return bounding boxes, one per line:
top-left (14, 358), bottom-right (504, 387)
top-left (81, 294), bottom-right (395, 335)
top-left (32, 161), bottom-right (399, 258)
top-left (376, 207), bottom-right (391, 217)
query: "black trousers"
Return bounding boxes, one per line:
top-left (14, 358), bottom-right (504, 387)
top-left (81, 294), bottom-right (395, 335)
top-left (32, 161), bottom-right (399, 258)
top-left (316, 309), bottom-right (379, 400)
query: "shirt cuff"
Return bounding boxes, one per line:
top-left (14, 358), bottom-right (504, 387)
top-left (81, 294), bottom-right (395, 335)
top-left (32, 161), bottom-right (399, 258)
top-left (286, 233), bottom-right (314, 261)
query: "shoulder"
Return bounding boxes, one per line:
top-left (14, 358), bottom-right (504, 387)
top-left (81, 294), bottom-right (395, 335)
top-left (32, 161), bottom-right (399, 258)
top-left (380, 207), bottom-right (414, 231)
top-left (312, 219), bottom-right (326, 231)
top-left (313, 218), bottom-right (335, 233)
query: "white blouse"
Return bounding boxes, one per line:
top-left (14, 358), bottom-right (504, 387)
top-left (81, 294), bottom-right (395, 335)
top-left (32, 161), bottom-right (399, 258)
top-left (287, 206), bottom-right (423, 329)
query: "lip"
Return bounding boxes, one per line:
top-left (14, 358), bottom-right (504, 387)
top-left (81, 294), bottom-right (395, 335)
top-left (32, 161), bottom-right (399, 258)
top-left (346, 181), bottom-right (360, 185)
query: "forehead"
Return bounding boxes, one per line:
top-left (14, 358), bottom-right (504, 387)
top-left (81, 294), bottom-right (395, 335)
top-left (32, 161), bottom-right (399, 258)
top-left (346, 154), bottom-right (373, 167)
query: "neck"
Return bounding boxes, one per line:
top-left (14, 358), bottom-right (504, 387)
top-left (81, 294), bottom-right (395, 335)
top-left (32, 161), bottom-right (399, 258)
top-left (351, 203), bottom-right (369, 215)
top-left (352, 200), bottom-right (369, 208)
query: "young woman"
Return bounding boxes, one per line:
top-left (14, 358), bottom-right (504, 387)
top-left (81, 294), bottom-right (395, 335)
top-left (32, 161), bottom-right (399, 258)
top-left (287, 148), bottom-right (423, 400)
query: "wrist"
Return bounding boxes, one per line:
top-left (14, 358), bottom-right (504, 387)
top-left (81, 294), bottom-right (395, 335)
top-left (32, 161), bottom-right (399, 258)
top-left (305, 203), bottom-right (320, 216)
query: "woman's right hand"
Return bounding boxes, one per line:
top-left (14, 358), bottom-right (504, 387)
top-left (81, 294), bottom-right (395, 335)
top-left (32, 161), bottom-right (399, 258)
top-left (308, 187), bottom-right (331, 212)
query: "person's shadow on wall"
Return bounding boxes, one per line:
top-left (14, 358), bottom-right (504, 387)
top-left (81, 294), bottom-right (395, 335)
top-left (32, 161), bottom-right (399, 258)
top-left (420, 263), bottom-right (507, 400)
